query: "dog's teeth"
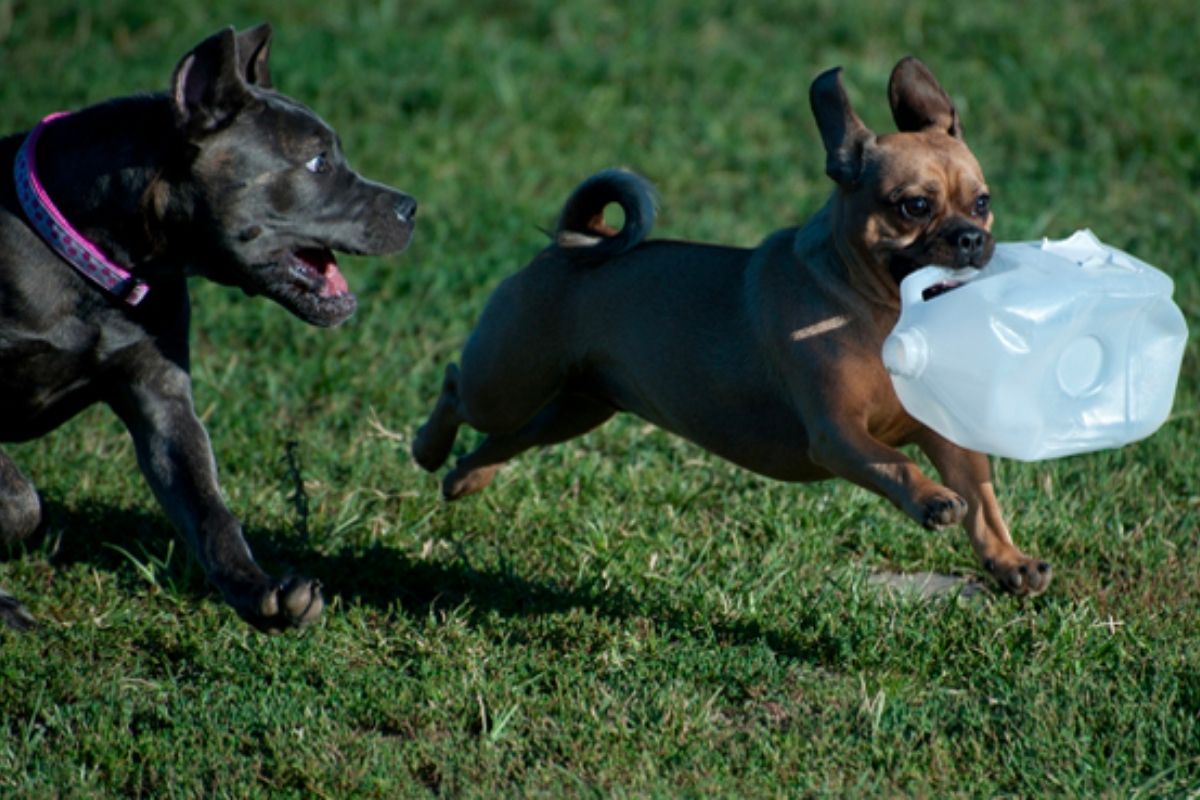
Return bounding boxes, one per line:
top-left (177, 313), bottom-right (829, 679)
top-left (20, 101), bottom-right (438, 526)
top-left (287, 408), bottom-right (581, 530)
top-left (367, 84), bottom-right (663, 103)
top-left (288, 263), bottom-right (320, 290)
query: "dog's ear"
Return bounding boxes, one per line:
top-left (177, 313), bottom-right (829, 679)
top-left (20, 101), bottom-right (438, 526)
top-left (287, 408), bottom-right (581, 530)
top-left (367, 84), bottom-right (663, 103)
top-left (888, 56), bottom-right (962, 139)
top-left (810, 67), bottom-right (875, 188)
top-left (235, 23), bottom-right (273, 89)
top-left (171, 26), bottom-right (255, 136)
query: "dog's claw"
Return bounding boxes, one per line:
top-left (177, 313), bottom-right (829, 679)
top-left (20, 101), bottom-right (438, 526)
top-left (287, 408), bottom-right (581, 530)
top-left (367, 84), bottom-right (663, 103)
top-left (984, 555), bottom-right (1052, 597)
top-left (247, 576), bottom-right (324, 633)
top-left (442, 463), bottom-right (500, 502)
top-left (281, 577), bottom-right (323, 622)
top-left (921, 492), bottom-right (967, 529)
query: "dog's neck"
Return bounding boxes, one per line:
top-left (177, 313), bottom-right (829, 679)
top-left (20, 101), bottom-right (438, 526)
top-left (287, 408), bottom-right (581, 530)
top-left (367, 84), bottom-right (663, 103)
top-left (797, 197), bottom-right (903, 314)
top-left (15, 111), bottom-right (153, 304)
top-left (20, 97), bottom-right (196, 285)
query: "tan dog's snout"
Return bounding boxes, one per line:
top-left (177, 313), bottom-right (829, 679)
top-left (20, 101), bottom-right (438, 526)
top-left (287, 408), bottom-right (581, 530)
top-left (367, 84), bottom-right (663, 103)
top-left (950, 223), bottom-right (993, 267)
top-left (886, 219), bottom-right (994, 282)
top-left (937, 220), bottom-right (994, 269)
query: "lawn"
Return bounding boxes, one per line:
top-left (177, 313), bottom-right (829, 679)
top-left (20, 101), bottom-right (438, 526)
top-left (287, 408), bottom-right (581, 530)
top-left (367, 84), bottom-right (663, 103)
top-left (1, 0), bottom-right (1198, 796)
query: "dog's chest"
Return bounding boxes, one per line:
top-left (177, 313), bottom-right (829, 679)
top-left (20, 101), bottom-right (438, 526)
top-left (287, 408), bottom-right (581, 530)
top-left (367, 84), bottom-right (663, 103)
top-left (866, 387), bottom-right (925, 445)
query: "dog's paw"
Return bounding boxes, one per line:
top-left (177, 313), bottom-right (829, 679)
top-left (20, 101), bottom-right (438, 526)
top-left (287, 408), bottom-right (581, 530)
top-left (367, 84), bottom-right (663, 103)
top-left (0, 592), bottom-right (37, 632)
top-left (0, 480), bottom-right (44, 548)
top-left (442, 463), bottom-right (500, 501)
top-left (247, 576), bottom-right (324, 633)
top-left (919, 490), bottom-right (967, 530)
top-left (412, 421), bottom-right (453, 473)
top-left (983, 554), bottom-right (1052, 597)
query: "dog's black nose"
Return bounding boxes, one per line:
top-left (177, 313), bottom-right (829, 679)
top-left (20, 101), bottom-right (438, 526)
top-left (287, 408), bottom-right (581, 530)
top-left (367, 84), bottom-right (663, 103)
top-left (958, 229), bottom-right (985, 260)
top-left (395, 195), bottom-right (418, 224)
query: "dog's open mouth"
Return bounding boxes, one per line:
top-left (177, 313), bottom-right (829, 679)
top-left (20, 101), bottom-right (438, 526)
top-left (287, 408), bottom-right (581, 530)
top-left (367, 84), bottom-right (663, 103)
top-left (286, 248), bottom-right (350, 298)
top-left (250, 246), bottom-right (357, 327)
top-left (921, 279), bottom-right (965, 301)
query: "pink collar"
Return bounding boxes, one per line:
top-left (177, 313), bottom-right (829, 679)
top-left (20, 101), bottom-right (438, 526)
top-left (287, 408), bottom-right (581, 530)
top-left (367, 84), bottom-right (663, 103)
top-left (14, 112), bottom-right (149, 306)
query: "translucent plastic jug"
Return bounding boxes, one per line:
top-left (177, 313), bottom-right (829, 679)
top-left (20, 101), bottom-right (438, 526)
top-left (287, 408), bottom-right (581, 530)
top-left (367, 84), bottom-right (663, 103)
top-left (882, 230), bottom-right (1189, 461)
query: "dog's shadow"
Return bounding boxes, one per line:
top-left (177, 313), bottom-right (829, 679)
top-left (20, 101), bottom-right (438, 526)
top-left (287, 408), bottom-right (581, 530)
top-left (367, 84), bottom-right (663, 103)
top-left (16, 499), bottom-right (839, 664)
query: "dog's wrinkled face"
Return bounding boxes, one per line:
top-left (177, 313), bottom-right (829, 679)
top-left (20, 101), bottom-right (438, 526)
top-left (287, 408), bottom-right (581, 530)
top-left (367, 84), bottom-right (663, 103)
top-left (171, 25), bottom-right (415, 326)
top-left (861, 131), bottom-right (993, 282)
top-left (810, 57), bottom-right (993, 285)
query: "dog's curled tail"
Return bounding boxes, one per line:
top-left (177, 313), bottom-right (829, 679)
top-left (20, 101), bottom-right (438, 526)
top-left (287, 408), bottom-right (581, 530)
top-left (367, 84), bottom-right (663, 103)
top-left (553, 168), bottom-right (657, 260)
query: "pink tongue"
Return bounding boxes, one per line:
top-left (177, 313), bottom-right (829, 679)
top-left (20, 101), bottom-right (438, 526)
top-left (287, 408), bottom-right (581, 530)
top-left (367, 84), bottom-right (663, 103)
top-left (298, 249), bottom-right (349, 297)
top-left (321, 263), bottom-right (349, 297)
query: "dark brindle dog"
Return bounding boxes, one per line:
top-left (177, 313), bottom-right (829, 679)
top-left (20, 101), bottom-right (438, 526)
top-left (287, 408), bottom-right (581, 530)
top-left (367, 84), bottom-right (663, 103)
top-left (0, 24), bottom-right (415, 631)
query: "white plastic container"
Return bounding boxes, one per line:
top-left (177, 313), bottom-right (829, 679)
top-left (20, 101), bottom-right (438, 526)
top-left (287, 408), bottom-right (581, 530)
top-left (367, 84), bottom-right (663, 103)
top-left (882, 230), bottom-right (1189, 461)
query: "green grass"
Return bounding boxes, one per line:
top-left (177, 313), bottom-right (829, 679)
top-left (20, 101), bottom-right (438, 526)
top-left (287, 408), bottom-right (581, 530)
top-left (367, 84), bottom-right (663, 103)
top-left (2, 0), bottom-right (1199, 796)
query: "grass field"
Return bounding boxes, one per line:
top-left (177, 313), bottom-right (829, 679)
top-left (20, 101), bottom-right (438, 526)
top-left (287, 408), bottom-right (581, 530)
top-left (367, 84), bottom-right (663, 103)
top-left (2, 0), bottom-right (1199, 796)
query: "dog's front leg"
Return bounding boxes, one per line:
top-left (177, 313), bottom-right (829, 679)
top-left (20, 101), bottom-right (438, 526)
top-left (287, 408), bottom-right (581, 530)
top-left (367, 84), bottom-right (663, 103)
top-left (109, 371), bottom-right (323, 631)
top-left (806, 415), bottom-right (969, 530)
top-left (913, 429), bottom-right (1052, 596)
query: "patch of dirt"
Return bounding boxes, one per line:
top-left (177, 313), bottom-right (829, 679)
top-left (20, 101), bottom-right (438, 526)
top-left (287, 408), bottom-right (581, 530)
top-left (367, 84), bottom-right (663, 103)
top-left (868, 571), bottom-right (989, 600)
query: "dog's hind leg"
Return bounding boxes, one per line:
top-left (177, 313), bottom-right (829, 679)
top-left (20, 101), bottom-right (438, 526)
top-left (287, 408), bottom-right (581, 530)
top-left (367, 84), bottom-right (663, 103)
top-left (0, 448), bottom-right (41, 631)
top-left (413, 284), bottom-right (570, 476)
top-left (442, 393), bottom-right (615, 500)
top-left (412, 364), bottom-right (466, 472)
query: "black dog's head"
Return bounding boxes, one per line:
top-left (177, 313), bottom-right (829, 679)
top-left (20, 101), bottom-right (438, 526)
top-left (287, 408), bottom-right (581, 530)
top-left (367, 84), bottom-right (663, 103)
top-left (169, 24), bottom-right (415, 326)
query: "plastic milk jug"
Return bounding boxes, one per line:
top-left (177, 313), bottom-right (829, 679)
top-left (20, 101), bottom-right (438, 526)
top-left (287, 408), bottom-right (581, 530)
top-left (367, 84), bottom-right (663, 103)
top-left (881, 230), bottom-right (1188, 461)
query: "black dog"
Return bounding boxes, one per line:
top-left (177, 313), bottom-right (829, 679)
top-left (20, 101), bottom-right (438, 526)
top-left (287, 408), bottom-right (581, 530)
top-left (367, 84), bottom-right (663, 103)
top-left (0, 24), bottom-right (415, 632)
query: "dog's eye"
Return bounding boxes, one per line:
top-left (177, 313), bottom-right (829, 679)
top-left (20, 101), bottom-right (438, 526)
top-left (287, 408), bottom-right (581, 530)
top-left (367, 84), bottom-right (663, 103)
top-left (899, 196), bottom-right (931, 220)
top-left (304, 153), bottom-right (330, 174)
top-left (973, 194), bottom-right (991, 218)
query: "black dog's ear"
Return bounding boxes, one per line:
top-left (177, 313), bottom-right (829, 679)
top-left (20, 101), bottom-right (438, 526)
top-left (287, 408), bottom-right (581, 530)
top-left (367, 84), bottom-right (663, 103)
top-left (888, 56), bottom-right (962, 139)
top-left (236, 23), bottom-right (273, 89)
top-left (171, 26), bottom-right (255, 135)
top-left (810, 67), bottom-right (875, 188)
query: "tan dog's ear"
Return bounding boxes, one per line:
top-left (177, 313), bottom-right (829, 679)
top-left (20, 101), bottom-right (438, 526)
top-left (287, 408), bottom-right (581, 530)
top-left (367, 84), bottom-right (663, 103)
top-left (810, 67), bottom-right (875, 188)
top-left (888, 56), bottom-right (962, 138)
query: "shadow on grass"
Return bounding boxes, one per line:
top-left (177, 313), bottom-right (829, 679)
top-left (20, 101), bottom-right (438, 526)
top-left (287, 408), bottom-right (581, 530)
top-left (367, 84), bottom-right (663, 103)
top-left (302, 547), bottom-right (844, 666)
top-left (5, 500), bottom-right (207, 594)
top-left (10, 499), bottom-right (841, 665)
top-left (255, 529), bottom-right (847, 667)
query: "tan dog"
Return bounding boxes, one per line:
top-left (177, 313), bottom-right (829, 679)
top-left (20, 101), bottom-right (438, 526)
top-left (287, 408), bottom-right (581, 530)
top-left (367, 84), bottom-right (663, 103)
top-left (413, 57), bottom-right (1051, 596)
